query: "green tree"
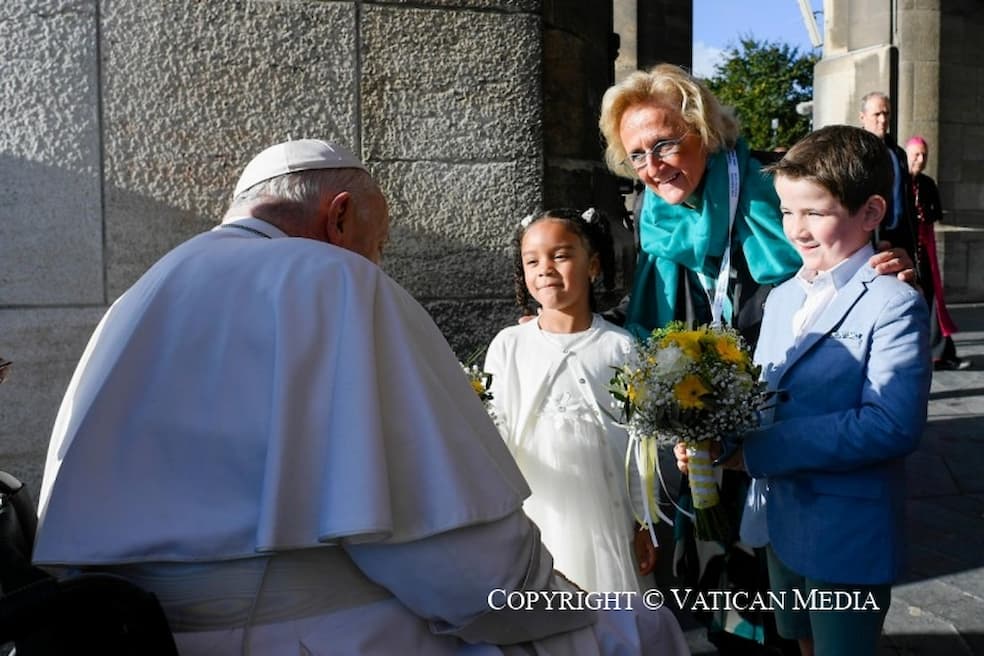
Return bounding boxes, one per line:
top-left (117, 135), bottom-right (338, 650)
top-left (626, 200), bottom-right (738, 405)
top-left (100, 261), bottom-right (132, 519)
top-left (704, 37), bottom-right (818, 151)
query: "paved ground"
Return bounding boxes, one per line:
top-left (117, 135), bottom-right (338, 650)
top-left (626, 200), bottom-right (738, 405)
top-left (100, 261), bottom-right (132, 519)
top-left (674, 303), bottom-right (984, 655)
top-left (880, 303), bottom-right (984, 655)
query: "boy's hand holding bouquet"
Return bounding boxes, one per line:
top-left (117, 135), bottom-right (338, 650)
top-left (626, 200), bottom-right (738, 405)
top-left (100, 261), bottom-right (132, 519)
top-left (610, 322), bottom-right (769, 543)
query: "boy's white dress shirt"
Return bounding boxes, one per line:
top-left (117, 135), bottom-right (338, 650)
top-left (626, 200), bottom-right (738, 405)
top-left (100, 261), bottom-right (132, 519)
top-left (791, 243), bottom-right (874, 340)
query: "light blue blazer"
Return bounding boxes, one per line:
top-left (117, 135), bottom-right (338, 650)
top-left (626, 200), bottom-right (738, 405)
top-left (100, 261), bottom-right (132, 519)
top-left (743, 263), bottom-right (931, 585)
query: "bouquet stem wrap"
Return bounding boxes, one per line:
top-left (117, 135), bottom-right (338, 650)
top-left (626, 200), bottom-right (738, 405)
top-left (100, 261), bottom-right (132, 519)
top-left (686, 441), bottom-right (719, 509)
top-left (687, 441), bottom-right (732, 542)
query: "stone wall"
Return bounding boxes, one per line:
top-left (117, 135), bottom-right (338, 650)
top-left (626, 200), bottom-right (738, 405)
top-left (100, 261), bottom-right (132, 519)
top-left (0, 0), bottom-right (625, 498)
top-left (1, 1), bottom-right (106, 495)
top-left (813, 0), bottom-right (896, 130)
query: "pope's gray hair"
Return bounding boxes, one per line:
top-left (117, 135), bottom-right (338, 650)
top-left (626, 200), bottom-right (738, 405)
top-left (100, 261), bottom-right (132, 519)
top-left (230, 168), bottom-right (377, 227)
top-left (234, 168), bottom-right (372, 208)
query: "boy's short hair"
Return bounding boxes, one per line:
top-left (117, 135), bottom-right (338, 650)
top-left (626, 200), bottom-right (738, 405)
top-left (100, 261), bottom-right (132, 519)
top-left (766, 125), bottom-right (893, 214)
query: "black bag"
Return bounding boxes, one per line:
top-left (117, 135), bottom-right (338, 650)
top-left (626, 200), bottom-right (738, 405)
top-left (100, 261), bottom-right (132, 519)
top-left (0, 471), bottom-right (178, 655)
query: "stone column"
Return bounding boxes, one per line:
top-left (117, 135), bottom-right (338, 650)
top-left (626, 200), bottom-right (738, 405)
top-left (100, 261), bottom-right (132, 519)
top-left (637, 0), bottom-right (692, 71)
top-left (933, 0), bottom-right (984, 302)
top-left (813, 0), bottom-right (897, 129)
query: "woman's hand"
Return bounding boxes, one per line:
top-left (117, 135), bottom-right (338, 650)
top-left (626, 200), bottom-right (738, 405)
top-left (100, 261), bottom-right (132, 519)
top-left (870, 241), bottom-right (916, 283)
top-left (673, 441), bottom-right (723, 474)
top-left (634, 526), bottom-right (658, 576)
top-left (673, 440), bottom-right (744, 473)
top-left (673, 441), bottom-right (692, 475)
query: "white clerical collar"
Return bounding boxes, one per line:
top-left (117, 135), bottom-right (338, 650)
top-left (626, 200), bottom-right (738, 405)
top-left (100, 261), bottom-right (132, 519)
top-left (795, 243), bottom-right (874, 293)
top-left (215, 216), bottom-right (288, 239)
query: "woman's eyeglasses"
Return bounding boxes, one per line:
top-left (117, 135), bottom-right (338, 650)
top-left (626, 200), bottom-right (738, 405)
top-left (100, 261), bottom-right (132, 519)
top-left (622, 133), bottom-right (689, 171)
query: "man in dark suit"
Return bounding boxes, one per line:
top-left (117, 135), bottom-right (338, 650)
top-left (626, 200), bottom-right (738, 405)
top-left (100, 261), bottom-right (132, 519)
top-left (859, 92), bottom-right (919, 266)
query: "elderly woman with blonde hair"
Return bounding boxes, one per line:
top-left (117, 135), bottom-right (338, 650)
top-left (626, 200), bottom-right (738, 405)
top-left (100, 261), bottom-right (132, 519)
top-left (600, 64), bottom-right (911, 342)
top-left (601, 63), bottom-right (802, 346)
top-left (598, 64), bottom-right (912, 654)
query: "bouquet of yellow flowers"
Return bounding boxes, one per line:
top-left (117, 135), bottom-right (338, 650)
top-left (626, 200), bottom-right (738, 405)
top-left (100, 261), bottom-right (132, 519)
top-left (461, 350), bottom-right (495, 423)
top-left (462, 362), bottom-right (494, 408)
top-left (609, 322), bottom-right (768, 542)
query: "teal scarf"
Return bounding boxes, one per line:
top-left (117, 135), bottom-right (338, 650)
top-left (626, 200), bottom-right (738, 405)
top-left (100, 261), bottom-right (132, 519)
top-left (625, 138), bottom-right (801, 338)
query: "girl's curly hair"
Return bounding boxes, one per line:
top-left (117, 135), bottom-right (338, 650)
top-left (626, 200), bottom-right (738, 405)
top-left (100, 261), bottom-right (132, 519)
top-left (512, 207), bottom-right (616, 316)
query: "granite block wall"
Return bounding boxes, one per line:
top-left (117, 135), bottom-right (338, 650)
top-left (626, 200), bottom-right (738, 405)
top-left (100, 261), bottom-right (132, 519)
top-left (1, 0), bottom-right (598, 499)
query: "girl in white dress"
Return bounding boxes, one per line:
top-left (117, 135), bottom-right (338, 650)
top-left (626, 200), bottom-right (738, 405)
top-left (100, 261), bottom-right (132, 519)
top-left (485, 208), bottom-right (656, 594)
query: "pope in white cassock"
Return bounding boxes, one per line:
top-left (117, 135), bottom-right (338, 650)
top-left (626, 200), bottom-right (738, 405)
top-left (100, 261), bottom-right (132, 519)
top-left (32, 140), bottom-right (689, 655)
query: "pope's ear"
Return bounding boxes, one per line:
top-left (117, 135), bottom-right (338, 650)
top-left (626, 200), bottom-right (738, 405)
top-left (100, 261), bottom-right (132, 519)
top-left (322, 191), bottom-right (352, 245)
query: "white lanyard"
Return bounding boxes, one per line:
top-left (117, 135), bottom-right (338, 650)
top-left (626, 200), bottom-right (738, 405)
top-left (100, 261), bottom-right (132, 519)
top-left (703, 150), bottom-right (739, 327)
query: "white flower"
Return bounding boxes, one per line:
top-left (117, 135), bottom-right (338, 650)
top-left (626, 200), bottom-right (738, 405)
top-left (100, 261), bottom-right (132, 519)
top-left (654, 344), bottom-right (689, 378)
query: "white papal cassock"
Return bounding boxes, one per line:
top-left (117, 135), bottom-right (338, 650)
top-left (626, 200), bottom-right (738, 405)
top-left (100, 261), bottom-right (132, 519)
top-left (33, 217), bottom-right (689, 655)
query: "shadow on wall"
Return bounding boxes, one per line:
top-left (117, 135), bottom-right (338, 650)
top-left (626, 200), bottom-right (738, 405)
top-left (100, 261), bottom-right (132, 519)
top-left (0, 153), bottom-right (207, 506)
top-left (0, 156), bottom-right (642, 497)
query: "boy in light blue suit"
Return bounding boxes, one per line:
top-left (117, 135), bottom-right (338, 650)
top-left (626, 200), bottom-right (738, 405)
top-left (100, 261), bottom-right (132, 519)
top-left (739, 125), bottom-right (931, 656)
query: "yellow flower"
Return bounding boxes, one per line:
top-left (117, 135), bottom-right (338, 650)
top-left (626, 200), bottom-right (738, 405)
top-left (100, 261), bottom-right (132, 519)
top-left (470, 379), bottom-right (486, 397)
top-left (674, 374), bottom-right (710, 409)
top-left (661, 330), bottom-right (704, 360)
top-left (714, 336), bottom-right (747, 366)
top-left (625, 369), bottom-right (647, 405)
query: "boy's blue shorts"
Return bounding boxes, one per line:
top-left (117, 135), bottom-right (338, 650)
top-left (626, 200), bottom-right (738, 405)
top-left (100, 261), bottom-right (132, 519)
top-left (765, 545), bottom-right (891, 655)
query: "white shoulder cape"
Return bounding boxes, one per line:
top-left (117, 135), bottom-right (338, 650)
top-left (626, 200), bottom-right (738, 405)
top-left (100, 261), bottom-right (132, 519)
top-left (35, 220), bottom-right (529, 565)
